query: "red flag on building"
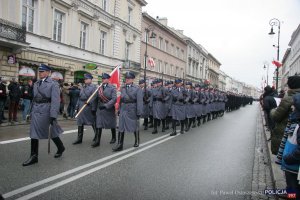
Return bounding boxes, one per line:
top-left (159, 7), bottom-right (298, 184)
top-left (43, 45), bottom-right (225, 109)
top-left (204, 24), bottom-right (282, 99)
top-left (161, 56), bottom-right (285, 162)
top-left (109, 64), bottom-right (122, 111)
top-left (148, 57), bottom-right (155, 68)
top-left (272, 60), bottom-right (282, 68)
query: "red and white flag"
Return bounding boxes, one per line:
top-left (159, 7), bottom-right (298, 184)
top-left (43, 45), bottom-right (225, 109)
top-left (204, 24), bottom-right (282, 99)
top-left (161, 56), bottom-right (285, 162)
top-left (148, 57), bottom-right (155, 68)
top-left (272, 60), bottom-right (282, 68)
top-left (109, 64), bottom-right (122, 111)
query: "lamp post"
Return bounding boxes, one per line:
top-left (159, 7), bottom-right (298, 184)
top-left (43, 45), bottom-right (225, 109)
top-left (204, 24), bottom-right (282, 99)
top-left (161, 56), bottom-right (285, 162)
top-left (263, 63), bottom-right (269, 86)
top-left (144, 26), bottom-right (156, 89)
top-left (268, 18), bottom-right (280, 91)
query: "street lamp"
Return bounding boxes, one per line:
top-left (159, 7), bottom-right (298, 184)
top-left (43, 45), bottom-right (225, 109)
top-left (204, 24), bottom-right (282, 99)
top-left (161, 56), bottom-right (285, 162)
top-left (268, 18), bottom-right (280, 91)
top-left (144, 26), bottom-right (156, 91)
top-left (263, 63), bottom-right (269, 86)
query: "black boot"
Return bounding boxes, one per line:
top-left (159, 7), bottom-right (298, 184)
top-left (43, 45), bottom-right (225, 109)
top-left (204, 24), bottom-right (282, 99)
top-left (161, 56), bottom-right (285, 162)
top-left (165, 117), bottom-right (170, 130)
top-left (197, 117), bottom-right (201, 126)
top-left (148, 116), bottom-right (153, 128)
top-left (185, 119), bottom-right (190, 132)
top-left (170, 120), bottom-right (177, 136)
top-left (73, 126), bottom-right (84, 144)
top-left (52, 137), bottom-right (65, 158)
top-left (203, 115), bottom-right (206, 124)
top-left (157, 120), bottom-right (161, 127)
top-left (192, 118), bottom-right (196, 128)
top-left (152, 119), bottom-right (158, 134)
top-left (180, 120), bottom-right (185, 134)
top-left (144, 118), bottom-right (148, 130)
top-left (133, 131), bottom-right (140, 147)
top-left (92, 124), bottom-right (97, 142)
top-left (0, 111), bottom-right (3, 124)
top-left (110, 128), bottom-right (116, 144)
top-left (113, 132), bottom-right (124, 151)
top-left (22, 139), bottom-right (38, 166)
top-left (91, 128), bottom-right (102, 148)
top-left (161, 119), bottom-right (166, 132)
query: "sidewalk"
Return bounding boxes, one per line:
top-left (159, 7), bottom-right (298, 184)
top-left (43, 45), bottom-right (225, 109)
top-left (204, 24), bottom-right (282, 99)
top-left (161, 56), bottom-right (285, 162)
top-left (259, 108), bottom-right (286, 200)
top-left (0, 110), bottom-right (70, 127)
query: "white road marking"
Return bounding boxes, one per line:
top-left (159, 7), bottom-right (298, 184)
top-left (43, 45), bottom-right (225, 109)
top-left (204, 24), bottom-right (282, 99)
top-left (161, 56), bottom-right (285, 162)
top-left (15, 135), bottom-right (178, 200)
top-left (3, 134), bottom-right (171, 199)
top-left (0, 129), bottom-right (80, 144)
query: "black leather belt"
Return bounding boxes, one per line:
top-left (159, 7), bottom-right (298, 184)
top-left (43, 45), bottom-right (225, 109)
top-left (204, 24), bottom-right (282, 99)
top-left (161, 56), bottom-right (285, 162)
top-left (34, 99), bottom-right (51, 103)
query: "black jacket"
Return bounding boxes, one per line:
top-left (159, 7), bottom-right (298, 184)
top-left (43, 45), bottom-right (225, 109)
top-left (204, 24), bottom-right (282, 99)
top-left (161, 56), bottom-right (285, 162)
top-left (21, 84), bottom-right (33, 100)
top-left (0, 82), bottom-right (7, 100)
top-left (263, 92), bottom-right (277, 113)
top-left (8, 82), bottom-right (21, 101)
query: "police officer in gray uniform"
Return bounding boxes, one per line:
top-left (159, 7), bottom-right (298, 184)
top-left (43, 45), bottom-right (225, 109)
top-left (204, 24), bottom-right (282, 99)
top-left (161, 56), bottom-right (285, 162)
top-left (113, 72), bottom-right (143, 151)
top-left (92, 73), bottom-right (117, 147)
top-left (164, 81), bottom-right (173, 130)
top-left (170, 79), bottom-right (186, 136)
top-left (139, 79), bottom-right (151, 130)
top-left (184, 82), bottom-right (196, 132)
top-left (23, 64), bottom-right (65, 166)
top-left (73, 73), bottom-right (97, 145)
top-left (150, 79), bottom-right (167, 134)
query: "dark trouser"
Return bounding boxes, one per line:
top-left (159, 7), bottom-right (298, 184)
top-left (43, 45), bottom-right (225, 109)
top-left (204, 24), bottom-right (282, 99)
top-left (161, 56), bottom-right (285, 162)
top-left (8, 100), bottom-right (19, 121)
top-left (0, 99), bottom-right (5, 122)
top-left (285, 171), bottom-right (300, 200)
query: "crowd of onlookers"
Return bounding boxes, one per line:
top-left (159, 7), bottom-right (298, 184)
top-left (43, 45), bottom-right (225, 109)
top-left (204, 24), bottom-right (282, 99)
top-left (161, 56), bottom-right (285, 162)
top-left (0, 77), bottom-right (81, 124)
top-left (261, 75), bottom-right (300, 198)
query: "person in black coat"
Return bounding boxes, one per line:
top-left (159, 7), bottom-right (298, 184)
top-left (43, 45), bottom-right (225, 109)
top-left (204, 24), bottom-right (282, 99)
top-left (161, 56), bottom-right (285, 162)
top-left (69, 84), bottom-right (80, 118)
top-left (262, 85), bottom-right (277, 131)
top-left (0, 77), bottom-right (7, 124)
top-left (8, 78), bottom-right (21, 122)
top-left (21, 79), bottom-right (33, 121)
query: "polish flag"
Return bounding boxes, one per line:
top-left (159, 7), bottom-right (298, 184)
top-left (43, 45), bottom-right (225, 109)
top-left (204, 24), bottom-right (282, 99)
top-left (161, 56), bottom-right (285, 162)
top-left (109, 64), bottom-right (122, 112)
top-left (148, 57), bottom-right (155, 68)
top-left (272, 60), bottom-right (282, 68)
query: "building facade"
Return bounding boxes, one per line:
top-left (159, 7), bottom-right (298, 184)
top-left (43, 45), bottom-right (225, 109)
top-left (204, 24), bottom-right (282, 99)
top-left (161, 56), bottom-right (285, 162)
top-left (207, 53), bottom-right (221, 88)
top-left (288, 24), bottom-right (300, 77)
top-left (0, 0), bottom-right (146, 83)
top-left (281, 48), bottom-right (291, 89)
top-left (140, 13), bottom-right (186, 83)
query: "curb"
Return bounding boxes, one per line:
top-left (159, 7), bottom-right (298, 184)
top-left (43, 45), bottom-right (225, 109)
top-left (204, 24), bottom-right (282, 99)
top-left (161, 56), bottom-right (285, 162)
top-left (0, 117), bottom-right (73, 127)
top-left (259, 108), bottom-right (287, 198)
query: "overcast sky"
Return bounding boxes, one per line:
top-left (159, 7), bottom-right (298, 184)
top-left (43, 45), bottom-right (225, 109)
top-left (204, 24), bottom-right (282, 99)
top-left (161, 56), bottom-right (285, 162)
top-left (143, 0), bottom-right (300, 88)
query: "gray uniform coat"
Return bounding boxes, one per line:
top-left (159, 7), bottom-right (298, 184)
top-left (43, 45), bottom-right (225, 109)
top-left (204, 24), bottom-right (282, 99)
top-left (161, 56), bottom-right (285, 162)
top-left (76, 83), bottom-right (97, 126)
top-left (30, 77), bottom-right (63, 139)
top-left (150, 86), bottom-right (166, 119)
top-left (95, 83), bottom-right (117, 129)
top-left (193, 91), bottom-right (201, 117)
top-left (165, 87), bottom-right (173, 117)
top-left (141, 88), bottom-right (151, 118)
top-left (204, 90), bottom-right (210, 115)
top-left (119, 84), bottom-right (143, 133)
top-left (185, 89), bottom-right (196, 118)
top-left (171, 87), bottom-right (186, 121)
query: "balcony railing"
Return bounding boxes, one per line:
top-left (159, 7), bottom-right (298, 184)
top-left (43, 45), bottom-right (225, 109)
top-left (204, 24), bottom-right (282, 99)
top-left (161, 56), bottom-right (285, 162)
top-left (0, 18), bottom-right (26, 43)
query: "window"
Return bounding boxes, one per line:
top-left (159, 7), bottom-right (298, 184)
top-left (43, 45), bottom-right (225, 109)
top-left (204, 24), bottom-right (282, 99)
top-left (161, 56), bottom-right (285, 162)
top-left (159, 37), bottom-right (163, 49)
top-left (125, 42), bottom-right (130, 60)
top-left (181, 50), bottom-right (185, 60)
top-left (144, 31), bottom-right (148, 43)
top-left (128, 7), bottom-right (132, 24)
top-left (171, 44), bottom-right (174, 55)
top-left (99, 31), bottom-right (107, 55)
top-left (102, 0), bottom-right (108, 11)
top-left (80, 22), bottom-right (88, 49)
top-left (170, 65), bottom-right (173, 75)
top-left (165, 40), bottom-right (169, 52)
top-left (176, 47), bottom-right (180, 57)
top-left (158, 61), bottom-right (162, 72)
top-left (22, 0), bottom-right (34, 32)
top-left (151, 37), bottom-right (156, 47)
top-left (53, 10), bottom-right (64, 42)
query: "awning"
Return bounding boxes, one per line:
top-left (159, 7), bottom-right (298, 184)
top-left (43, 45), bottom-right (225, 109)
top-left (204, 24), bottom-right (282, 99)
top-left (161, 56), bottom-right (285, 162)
top-left (51, 71), bottom-right (64, 80)
top-left (18, 66), bottom-right (35, 77)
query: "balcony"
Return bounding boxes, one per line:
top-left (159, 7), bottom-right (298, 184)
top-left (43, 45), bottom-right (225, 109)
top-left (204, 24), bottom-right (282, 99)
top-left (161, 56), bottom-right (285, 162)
top-left (0, 18), bottom-right (29, 50)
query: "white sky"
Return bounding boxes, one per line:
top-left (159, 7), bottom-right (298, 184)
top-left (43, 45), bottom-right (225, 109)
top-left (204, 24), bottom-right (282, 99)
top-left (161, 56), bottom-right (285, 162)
top-left (143, 0), bottom-right (300, 88)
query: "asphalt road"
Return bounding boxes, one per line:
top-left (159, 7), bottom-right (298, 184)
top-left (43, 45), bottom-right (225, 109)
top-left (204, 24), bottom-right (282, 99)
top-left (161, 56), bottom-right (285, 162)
top-left (0, 103), bottom-right (258, 200)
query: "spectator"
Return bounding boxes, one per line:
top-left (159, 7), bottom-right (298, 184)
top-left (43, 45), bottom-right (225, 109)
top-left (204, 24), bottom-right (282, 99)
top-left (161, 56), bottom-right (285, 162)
top-left (62, 83), bottom-right (70, 119)
top-left (271, 75), bottom-right (300, 157)
top-left (279, 90), bottom-right (285, 98)
top-left (21, 79), bottom-right (33, 121)
top-left (281, 93), bottom-right (300, 198)
top-left (0, 77), bottom-right (7, 124)
top-left (8, 78), bottom-right (21, 122)
top-left (263, 85), bottom-right (277, 131)
top-left (69, 84), bottom-right (80, 118)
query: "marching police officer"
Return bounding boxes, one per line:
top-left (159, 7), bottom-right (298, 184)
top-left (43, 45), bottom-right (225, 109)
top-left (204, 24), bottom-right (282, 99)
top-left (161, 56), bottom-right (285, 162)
top-left (150, 79), bottom-right (166, 134)
top-left (164, 81), bottom-right (173, 130)
top-left (92, 73), bottom-right (117, 147)
top-left (184, 82), bottom-right (196, 132)
top-left (73, 73), bottom-right (97, 145)
top-left (113, 71), bottom-right (143, 151)
top-left (139, 79), bottom-right (151, 130)
top-left (170, 79), bottom-right (186, 136)
top-left (23, 64), bottom-right (65, 166)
